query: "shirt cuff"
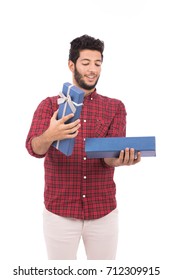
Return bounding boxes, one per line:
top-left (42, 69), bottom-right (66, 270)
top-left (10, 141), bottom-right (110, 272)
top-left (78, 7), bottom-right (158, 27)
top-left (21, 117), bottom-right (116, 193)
top-left (26, 137), bottom-right (46, 158)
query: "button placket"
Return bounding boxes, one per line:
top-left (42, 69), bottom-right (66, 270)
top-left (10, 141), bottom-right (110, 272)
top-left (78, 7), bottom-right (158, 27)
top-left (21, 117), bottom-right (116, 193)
top-left (81, 112), bottom-right (87, 201)
top-left (82, 154), bottom-right (87, 198)
top-left (83, 118), bottom-right (87, 190)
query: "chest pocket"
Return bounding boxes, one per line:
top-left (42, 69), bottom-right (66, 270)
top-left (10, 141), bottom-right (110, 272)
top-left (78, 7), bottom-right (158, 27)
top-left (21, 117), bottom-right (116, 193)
top-left (95, 118), bottom-right (110, 137)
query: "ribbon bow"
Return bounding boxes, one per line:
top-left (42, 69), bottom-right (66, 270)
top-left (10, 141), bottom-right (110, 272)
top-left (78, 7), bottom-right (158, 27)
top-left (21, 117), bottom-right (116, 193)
top-left (58, 86), bottom-right (76, 115)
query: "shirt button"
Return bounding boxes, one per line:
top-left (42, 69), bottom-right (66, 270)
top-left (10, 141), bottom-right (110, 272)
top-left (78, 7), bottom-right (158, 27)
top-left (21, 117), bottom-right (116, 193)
top-left (84, 120), bottom-right (86, 122)
top-left (91, 98), bottom-right (93, 100)
top-left (84, 138), bottom-right (86, 141)
top-left (84, 176), bottom-right (87, 179)
top-left (83, 195), bottom-right (86, 198)
top-left (83, 157), bottom-right (86, 160)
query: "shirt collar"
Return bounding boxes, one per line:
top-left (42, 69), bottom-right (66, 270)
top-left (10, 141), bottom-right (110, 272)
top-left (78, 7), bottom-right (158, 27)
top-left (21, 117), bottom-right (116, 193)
top-left (84, 89), bottom-right (97, 100)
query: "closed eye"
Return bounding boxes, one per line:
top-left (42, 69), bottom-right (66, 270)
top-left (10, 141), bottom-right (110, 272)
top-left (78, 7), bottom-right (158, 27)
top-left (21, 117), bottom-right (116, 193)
top-left (82, 63), bottom-right (101, 67)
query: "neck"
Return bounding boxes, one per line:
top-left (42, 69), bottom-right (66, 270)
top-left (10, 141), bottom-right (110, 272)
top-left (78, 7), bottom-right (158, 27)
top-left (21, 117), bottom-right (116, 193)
top-left (84, 89), bottom-right (95, 97)
top-left (72, 81), bottom-right (95, 97)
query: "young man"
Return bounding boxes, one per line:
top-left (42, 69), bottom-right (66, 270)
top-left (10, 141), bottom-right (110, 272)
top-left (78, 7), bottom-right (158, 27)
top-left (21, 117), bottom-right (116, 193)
top-left (26, 34), bottom-right (141, 260)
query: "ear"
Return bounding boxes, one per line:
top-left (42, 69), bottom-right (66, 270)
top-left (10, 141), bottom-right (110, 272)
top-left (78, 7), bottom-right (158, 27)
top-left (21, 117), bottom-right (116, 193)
top-left (68, 60), bottom-right (75, 73)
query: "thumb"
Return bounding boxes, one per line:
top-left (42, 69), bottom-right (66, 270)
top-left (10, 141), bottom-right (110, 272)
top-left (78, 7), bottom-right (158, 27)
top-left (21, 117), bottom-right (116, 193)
top-left (52, 110), bottom-right (58, 120)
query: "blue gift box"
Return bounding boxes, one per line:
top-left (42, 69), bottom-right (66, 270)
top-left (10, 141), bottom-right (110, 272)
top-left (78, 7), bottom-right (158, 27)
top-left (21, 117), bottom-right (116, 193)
top-left (85, 136), bottom-right (156, 158)
top-left (52, 82), bottom-right (85, 156)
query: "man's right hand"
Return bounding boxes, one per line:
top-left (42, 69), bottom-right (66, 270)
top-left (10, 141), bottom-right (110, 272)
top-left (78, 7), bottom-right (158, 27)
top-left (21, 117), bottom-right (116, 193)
top-left (47, 111), bottom-right (81, 142)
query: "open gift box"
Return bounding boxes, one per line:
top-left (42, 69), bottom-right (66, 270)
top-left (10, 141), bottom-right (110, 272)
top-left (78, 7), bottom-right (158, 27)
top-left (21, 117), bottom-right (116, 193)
top-left (85, 136), bottom-right (156, 158)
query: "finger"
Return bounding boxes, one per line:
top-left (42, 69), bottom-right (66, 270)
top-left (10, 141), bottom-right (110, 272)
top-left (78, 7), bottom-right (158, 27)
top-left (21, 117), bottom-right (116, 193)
top-left (59, 113), bottom-right (75, 123)
top-left (63, 119), bottom-right (81, 130)
top-left (66, 130), bottom-right (79, 138)
top-left (128, 148), bottom-right (135, 164)
top-left (65, 123), bottom-right (81, 134)
top-left (123, 148), bottom-right (130, 163)
top-left (52, 110), bottom-right (58, 119)
top-left (118, 150), bottom-right (125, 164)
top-left (134, 151), bottom-right (141, 164)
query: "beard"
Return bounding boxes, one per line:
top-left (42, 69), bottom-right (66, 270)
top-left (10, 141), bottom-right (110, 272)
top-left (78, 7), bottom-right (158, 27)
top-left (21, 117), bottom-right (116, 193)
top-left (74, 66), bottom-right (100, 90)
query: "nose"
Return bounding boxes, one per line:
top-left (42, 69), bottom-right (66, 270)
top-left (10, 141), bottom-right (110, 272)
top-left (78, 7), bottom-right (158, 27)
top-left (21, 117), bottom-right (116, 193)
top-left (88, 63), bottom-right (97, 73)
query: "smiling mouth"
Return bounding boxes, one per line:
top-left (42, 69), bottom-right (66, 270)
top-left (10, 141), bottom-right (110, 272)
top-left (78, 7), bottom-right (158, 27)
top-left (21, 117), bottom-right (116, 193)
top-left (86, 75), bottom-right (96, 80)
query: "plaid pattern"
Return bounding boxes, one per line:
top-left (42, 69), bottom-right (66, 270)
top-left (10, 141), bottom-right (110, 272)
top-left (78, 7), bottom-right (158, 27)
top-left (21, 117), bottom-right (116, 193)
top-left (26, 90), bottom-right (126, 219)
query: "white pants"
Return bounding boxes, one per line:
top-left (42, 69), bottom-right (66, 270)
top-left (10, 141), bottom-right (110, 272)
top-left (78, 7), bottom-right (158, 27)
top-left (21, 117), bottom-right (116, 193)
top-left (43, 208), bottom-right (118, 260)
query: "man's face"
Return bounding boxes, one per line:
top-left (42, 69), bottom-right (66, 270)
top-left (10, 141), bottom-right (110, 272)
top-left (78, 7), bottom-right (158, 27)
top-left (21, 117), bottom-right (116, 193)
top-left (70, 49), bottom-right (102, 91)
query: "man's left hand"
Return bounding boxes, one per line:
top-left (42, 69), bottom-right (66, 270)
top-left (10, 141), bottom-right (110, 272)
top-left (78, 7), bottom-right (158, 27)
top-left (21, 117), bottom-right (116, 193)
top-left (104, 148), bottom-right (141, 167)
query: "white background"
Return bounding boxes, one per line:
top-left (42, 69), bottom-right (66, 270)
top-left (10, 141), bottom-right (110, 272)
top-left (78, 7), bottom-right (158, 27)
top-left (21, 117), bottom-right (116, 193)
top-left (0, 0), bottom-right (173, 279)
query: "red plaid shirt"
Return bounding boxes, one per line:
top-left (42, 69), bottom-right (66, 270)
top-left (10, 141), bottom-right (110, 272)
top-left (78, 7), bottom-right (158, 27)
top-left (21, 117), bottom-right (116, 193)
top-left (26, 90), bottom-right (126, 220)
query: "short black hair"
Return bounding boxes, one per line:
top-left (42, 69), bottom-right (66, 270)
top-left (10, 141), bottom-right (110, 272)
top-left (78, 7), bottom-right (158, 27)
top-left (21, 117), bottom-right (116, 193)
top-left (69, 34), bottom-right (104, 64)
